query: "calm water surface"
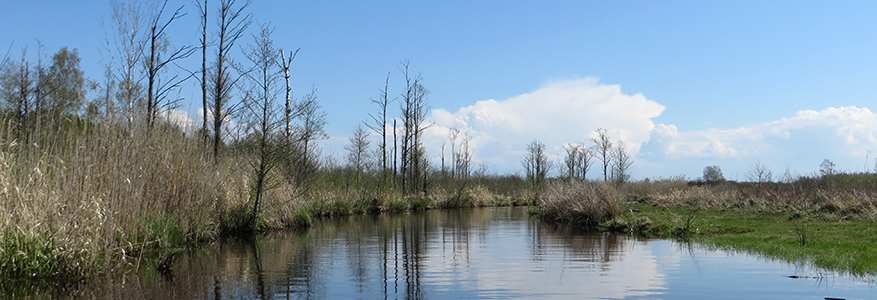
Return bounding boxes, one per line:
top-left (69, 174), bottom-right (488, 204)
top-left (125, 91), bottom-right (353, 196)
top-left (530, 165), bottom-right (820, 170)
top-left (9, 206), bottom-right (877, 299)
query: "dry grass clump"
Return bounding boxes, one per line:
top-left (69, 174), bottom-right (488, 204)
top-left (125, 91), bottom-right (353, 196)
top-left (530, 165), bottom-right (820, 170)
top-left (537, 181), bottom-right (622, 227)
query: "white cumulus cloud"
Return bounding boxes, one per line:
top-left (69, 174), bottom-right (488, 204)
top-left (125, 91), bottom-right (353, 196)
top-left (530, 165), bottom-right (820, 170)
top-left (423, 77), bottom-right (666, 172)
top-left (646, 106), bottom-right (877, 160)
top-left (639, 106), bottom-right (877, 178)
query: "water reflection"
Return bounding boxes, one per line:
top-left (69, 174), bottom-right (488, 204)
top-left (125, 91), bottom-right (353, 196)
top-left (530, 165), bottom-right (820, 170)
top-left (7, 206), bottom-right (876, 299)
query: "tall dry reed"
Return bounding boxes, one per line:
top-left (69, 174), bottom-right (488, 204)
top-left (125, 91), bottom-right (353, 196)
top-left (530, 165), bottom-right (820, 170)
top-left (0, 122), bottom-right (252, 278)
top-left (537, 180), bottom-right (622, 226)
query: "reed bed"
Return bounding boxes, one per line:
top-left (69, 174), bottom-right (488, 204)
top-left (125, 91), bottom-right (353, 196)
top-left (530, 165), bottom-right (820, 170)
top-left (0, 123), bottom-right (229, 278)
top-left (535, 180), bottom-right (622, 227)
top-left (0, 122), bottom-right (319, 279)
top-left (0, 120), bottom-right (533, 279)
top-left (643, 180), bottom-right (877, 220)
top-left (301, 181), bottom-right (525, 217)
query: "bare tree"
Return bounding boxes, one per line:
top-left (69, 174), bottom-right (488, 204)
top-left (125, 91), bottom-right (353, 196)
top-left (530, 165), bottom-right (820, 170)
top-left (592, 128), bottom-right (614, 182)
top-left (456, 135), bottom-right (472, 179)
top-left (195, 0), bottom-right (209, 139)
top-left (780, 167), bottom-right (796, 183)
top-left (819, 159), bottom-right (836, 177)
top-left (365, 72), bottom-right (392, 180)
top-left (440, 140), bottom-right (446, 174)
top-left (107, 0), bottom-right (147, 127)
top-left (290, 86), bottom-right (327, 187)
top-left (563, 144), bottom-right (577, 179)
top-left (447, 128), bottom-right (473, 179)
top-left (575, 141), bottom-right (592, 179)
top-left (32, 42), bottom-right (48, 131)
top-left (144, 0), bottom-right (195, 128)
top-left (278, 47), bottom-right (300, 141)
top-left (563, 142), bottom-right (593, 180)
top-left (611, 141), bottom-right (633, 185)
top-left (209, 0), bottom-right (251, 160)
top-left (748, 161), bottom-right (773, 183)
top-left (447, 128), bottom-right (459, 176)
top-left (393, 118), bottom-right (398, 178)
top-left (563, 142), bottom-right (592, 180)
top-left (0, 42), bottom-right (11, 67)
top-left (237, 23), bottom-right (282, 231)
top-left (398, 61), bottom-right (431, 194)
top-left (522, 139), bottom-right (551, 186)
top-left (345, 124), bottom-right (371, 175)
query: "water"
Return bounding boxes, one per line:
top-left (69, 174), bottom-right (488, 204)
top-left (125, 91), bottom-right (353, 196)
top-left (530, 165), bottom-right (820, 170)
top-left (9, 206), bottom-right (877, 299)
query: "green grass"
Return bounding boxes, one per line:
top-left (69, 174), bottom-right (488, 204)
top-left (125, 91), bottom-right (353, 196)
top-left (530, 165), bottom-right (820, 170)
top-left (0, 229), bottom-right (60, 279)
top-left (615, 202), bottom-right (877, 275)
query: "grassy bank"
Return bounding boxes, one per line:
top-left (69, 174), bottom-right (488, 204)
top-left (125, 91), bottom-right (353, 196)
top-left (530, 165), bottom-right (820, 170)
top-left (532, 176), bottom-right (877, 275)
top-left (611, 202), bottom-right (877, 275)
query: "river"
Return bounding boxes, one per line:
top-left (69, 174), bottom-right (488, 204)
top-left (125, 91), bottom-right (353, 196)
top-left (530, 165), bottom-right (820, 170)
top-left (8, 206), bottom-right (876, 299)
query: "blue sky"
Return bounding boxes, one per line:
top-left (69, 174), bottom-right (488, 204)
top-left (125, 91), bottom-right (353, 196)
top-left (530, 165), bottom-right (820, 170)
top-left (4, 0), bottom-right (877, 180)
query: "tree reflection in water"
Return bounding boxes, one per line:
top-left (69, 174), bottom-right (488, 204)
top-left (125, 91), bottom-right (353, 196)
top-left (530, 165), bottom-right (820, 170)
top-left (5, 207), bottom-right (651, 299)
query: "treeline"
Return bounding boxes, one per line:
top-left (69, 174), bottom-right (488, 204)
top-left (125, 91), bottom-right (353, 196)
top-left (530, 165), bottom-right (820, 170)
top-left (521, 128), bottom-right (634, 187)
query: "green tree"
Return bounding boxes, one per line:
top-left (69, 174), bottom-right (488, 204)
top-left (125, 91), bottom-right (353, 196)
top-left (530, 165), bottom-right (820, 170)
top-left (703, 165), bottom-right (724, 182)
top-left (0, 49), bottom-right (32, 142)
top-left (45, 47), bottom-right (85, 116)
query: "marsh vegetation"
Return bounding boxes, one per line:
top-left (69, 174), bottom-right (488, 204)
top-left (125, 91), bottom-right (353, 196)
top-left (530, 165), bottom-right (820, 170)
top-left (529, 171), bottom-right (877, 275)
top-left (0, 0), bottom-right (532, 280)
top-left (2, 0), bottom-right (876, 284)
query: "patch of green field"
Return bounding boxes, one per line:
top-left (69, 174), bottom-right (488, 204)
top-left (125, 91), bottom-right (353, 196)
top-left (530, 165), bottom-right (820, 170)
top-left (616, 203), bottom-right (877, 275)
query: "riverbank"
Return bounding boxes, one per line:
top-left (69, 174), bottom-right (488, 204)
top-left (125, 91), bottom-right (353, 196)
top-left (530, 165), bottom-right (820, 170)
top-left (531, 177), bottom-right (877, 276)
top-left (609, 202), bottom-right (877, 275)
top-left (4, 121), bottom-right (875, 281)
top-left (0, 120), bottom-right (530, 281)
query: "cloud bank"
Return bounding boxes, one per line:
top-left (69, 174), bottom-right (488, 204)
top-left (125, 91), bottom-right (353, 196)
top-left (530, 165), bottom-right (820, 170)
top-left (645, 106), bottom-right (877, 160)
top-left (420, 77), bottom-right (877, 178)
top-left (639, 106), bottom-right (877, 178)
top-left (423, 77), bottom-right (665, 172)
